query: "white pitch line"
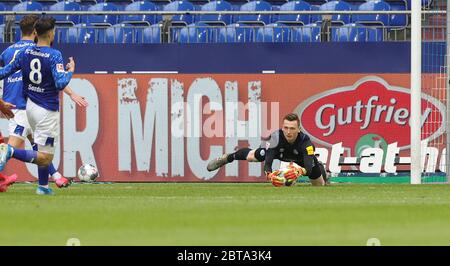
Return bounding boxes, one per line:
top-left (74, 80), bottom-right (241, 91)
top-left (131, 71), bottom-right (179, 74)
top-left (262, 70), bottom-right (276, 74)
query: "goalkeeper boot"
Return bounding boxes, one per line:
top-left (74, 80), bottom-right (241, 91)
top-left (0, 173), bottom-right (17, 192)
top-left (207, 153), bottom-right (229, 171)
top-left (0, 144), bottom-right (13, 171)
top-left (36, 186), bottom-right (54, 195)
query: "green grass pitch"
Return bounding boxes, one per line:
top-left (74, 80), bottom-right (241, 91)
top-left (1, 182), bottom-right (450, 246)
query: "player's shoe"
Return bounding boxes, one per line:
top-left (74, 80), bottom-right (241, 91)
top-left (207, 153), bottom-right (229, 171)
top-left (55, 176), bottom-right (72, 188)
top-left (0, 174), bottom-right (17, 192)
top-left (0, 143), bottom-right (13, 171)
top-left (36, 186), bottom-right (54, 195)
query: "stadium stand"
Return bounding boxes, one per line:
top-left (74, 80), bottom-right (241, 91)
top-left (120, 0), bottom-right (159, 25)
top-left (0, 2), bottom-right (5, 25)
top-left (238, 0), bottom-right (273, 25)
top-left (0, 0), bottom-right (434, 43)
top-left (178, 22), bottom-right (216, 43)
top-left (331, 23), bottom-right (384, 41)
top-left (198, 0), bottom-right (233, 25)
top-left (163, 0), bottom-right (196, 26)
top-left (86, 2), bottom-right (120, 26)
top-left (256, 22), bottom-right (290, 42)
top-left (50, 1), bottom-right (82, 25)
top-left (276, 0), bottom-right (311, 25)
top-left (355, 0), bottom-right (391, 26)
top-left (218, 23), bottom-right (254, 42)
top-left (12, 1), bottom-right (43, 22)
top-left (319, 0), bottom-right (352, 25)
top-left (139, 23), bottom-right (162, 43)
top-left (290, 23), bottom-right (321, 42)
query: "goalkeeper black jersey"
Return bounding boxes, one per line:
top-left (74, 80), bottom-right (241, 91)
top-left (263, 129), bottom-right (318, 174)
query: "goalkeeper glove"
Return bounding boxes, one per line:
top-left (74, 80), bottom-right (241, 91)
top-left (266, 171), bottom-right (286, 187)
top-left (283, 163), bottom-right (306, 181)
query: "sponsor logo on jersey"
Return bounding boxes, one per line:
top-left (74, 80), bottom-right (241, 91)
top-left (56, 63), bottom-right (65, 73)
top-left (306, 146), bottom-right (314, 155)
top-left (7, 76), bottom-right (22, 83)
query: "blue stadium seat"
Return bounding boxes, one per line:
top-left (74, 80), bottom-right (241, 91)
top-left (99, 0), bottom-right (134, 3)
top-left (0, 3), bottom-right (5, 25)
top-left (163, 0), bottom-right (196, 26)
top-left (99, 24), bottom-right (134, 43)
top-left (218, 23), bottom-right (254, 42)
top-left (12, 1), bottom-right (44, 22)
top-left (356, 0), bottom-right (391, 26)
top-left (276, 1), bottom-right (311, 25)
top-left (0, 24), bottom-right (4, 43)
top-left (49, 1), bottom-right (82, 25)
top-left (303, 0), bottom-right (327, 5)
top-left (198, 1), bottom-right (233, 25)
top-left (55, 26), bottom-right (69, 43)
top-left (121, 1), bottom-right (158, 25)
top-left (34, 0), bottom-right (59, 10)
top-left (60, 23), bottom-right (97, 43)
top-left (319, 0), bottom-right (352, 25)
top-left (290, 23), bottom-right (321, 42)
top-left (405, 0), bottom-right (433, 9)
top-left (389, 1), bottom-right (407, 28)
top-left (332, 23), bottom-right (383, 41)
top-left (77, 0), bottom-right (98, 12)
top-left (141, 24), bottom-right (162, 43)
top-left (421, 0), bottom-right (433, 9)
top-left (309, 5), bottom-right (321, 24)
top-left (178, 22), bottom-right (216, 43)
top-left (256, 23), bottom-right (289, 42)
top-left (238, 0), bottom-right (273, 25)
top-left (87, 2), bottom-right (120, 26)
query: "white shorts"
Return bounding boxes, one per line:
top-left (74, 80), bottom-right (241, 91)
top-left (8, 109), bottom-right (32, 140)
top-left (26, 99), bottom-right (59, 154)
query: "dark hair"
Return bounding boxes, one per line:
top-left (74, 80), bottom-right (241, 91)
top-left (19, 15), bottom-right (39, 36)
top-left (34, 16), bottom-right (56, 36)
top-left (283, 113), bottom-right (300, 126)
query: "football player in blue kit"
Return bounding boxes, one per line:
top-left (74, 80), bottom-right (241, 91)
top-left (0, 16), bottom-right (76, 195)
top-left (0, 15), bottom-right (88, 192)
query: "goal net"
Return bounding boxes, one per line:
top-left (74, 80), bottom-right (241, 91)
top-left (420, 0), bottom-right (449, 183)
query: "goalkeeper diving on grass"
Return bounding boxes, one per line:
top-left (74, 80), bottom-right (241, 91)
top-left (207, 113), bottom-right (328, 186)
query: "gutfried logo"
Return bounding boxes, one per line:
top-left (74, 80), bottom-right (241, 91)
top-left (294, 76), bottom-right (445, 151)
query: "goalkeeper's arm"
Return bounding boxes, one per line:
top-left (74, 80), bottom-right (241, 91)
top-left (264, 148), bottom-right (277, 174)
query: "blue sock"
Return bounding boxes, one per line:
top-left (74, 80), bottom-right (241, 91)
top-left (48, 164), bottom-right (57, 176)
top-left (12, 148), bottom-right (38, 163)
top-left (31, 142), bottom-right (57, 176)
top-left (38, 166), bottom-right (49, 186)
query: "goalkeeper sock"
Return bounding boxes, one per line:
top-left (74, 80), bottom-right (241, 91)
top-left (227, 148), bottom-right (252, 163)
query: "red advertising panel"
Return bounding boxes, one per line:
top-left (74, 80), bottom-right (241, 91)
top-left (1, 74), bottom-right (444, 182)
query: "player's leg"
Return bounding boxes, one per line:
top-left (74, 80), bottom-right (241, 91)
top-left (307, 162), bottom-right (327, 186)
top-left (27, 135), bottom-right (70, 188)
top-left (0, 133), bottom-right (17, 193)
top-left (206, 147), bottom-right (266, 171)
top-left (0, 112), bottom-right (27, 191)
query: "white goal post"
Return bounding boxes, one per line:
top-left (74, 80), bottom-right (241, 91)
top-left (410, 0), bottom-right (422, 184)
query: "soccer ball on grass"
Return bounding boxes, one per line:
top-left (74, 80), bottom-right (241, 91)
top-left (77, 164), bottom-right (99, 182)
